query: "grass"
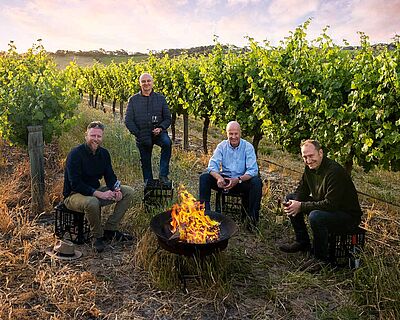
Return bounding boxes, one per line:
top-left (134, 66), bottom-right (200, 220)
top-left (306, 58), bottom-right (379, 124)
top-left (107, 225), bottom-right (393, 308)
top-left (0, 103), bottom-right (399, 319)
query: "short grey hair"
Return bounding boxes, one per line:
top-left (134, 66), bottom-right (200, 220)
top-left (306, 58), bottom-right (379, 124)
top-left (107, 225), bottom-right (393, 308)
top-left (139, 73), bottom-right (153, 82)
top-left (300, 139), bottom-right (321, 151)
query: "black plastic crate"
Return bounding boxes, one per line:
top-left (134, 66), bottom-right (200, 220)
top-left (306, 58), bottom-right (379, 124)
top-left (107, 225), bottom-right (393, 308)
top-left (143, 179), bottom-right (174, 211)
top-left (215, 191), bottom-right (248, 218)
top-left (328, 226), bottom-right (366, 268)
top-left (54, 203), bottom-right (91, 244)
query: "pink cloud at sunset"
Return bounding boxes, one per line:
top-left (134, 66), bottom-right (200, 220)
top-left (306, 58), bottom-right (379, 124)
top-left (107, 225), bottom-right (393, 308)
top-left (0, 0), bottom-right (398, 52)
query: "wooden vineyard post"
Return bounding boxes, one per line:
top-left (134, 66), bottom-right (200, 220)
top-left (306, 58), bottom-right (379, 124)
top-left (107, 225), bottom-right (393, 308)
top-left (183, 111), bottom-right (189, 150)
top-left (28, 125), bottom-right (45, 215)
top-left (119, 101), bottom-right (124, 122)
top-left (171, 112), bottom-right (176, 142)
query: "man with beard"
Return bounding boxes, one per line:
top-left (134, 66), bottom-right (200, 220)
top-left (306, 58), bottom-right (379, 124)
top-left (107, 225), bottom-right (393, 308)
top-left (279, 139), bottom-right (363, 271)
top-left (63, 121), bottom-right (135, 253)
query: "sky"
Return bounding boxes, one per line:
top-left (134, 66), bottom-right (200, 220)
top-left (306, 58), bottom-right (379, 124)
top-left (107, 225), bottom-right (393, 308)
top-left (1, 0), bottom-right (399, 53)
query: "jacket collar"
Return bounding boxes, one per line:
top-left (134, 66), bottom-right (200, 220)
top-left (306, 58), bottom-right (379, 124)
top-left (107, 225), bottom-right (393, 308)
top-left (139, 89), bottom-right (154, 97)
top-left (314, 156), bottom-right (328, 174)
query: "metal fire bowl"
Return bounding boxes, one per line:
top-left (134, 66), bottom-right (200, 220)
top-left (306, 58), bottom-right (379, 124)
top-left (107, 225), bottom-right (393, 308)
top-left (150, 210), bottom-right (238, 257)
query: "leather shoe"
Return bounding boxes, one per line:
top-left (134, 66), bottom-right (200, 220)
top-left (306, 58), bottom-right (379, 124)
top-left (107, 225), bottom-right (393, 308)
top-left (93, 237), bottom-right (105, 253)
top-left (159, 176), bottom-right (171, 186)
top-left (279, 241), bottom-right (311, 253)
top-left (104, 230), bottom-right (133, 242)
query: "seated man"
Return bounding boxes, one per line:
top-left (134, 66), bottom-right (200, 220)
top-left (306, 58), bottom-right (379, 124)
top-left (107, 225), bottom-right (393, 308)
top-left (124, 72), bottom-right (172, 185)
top-left (63, 121), bottom-right (135, 253)
top-left (199, 121), bottom-right (263, 227)
top-left (280, 139), bottom-right (363, 270)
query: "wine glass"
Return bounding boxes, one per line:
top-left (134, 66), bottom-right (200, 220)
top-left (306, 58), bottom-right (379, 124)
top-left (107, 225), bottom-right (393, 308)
top-left (151, 115), bottom-right (158, 128)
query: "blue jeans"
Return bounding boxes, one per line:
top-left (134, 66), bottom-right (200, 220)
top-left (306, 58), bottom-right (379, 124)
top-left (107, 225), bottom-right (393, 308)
top-left (286, 193), bottom-right (360, 260)
top-left (199, 172), bottom-right (263, 224)
top-left (137, 131), bottom-right (172, 182)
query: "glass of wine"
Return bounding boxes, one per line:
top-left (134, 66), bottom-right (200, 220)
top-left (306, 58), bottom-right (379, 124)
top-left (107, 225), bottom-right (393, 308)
top-left (151, 115), bottom-right (158, 128)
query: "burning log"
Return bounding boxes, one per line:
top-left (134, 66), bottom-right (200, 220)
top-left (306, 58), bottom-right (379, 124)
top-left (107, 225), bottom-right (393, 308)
top-left (150, 185), bottom-right (238, 257)
top-left (170, 186), bottom-right (220, 244)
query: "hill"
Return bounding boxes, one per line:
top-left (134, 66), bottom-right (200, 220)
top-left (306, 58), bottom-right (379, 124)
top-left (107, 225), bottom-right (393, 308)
top-left (49, 45), bottom-right (241, 68)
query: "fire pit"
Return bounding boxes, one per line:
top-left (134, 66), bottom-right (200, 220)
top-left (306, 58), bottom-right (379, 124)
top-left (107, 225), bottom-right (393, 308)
top-left (150, 210), bottom-right (238, 256)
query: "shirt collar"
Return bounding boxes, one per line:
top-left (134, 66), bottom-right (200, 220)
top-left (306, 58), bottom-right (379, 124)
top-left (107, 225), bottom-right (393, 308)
top-left (227, 139), bottom-right (241, 150)
top-left (84, 143), bottom-right (99, 155)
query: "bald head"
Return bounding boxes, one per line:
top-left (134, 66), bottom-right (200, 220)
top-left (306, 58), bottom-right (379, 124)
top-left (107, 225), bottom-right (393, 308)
top-left (139, 73), bottom-right (154, 96)
top-left (226, 121), bottom-right (241, 147)
top-left (226, 121), bottom-right (240, 132)
top-left (139, 73), bottom-right (153, 82)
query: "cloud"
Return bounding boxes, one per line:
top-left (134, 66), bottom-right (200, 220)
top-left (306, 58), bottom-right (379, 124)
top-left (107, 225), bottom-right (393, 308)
top-left (268, 0), bottom-right (319, 24)
top-left (227, 0), bottom-right (261, 5)
top-left (2, 0), bottom-right (197, 51)
top-left (309, 0), bottom-right (400, 44)
top-left (0, 0), bottom-right (398, 52)
top-left (349, 0), bottom-right (400, 42)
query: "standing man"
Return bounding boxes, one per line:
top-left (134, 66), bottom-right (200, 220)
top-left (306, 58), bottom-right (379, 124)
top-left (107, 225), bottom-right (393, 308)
top-left (199, 121), bottom-right (263, 228)
top-left (279, 139), bottom-right (363, 270)
top-left (125, 73), bottom-right (172, 185)
top-left (63, 121), bottom-right (135, 253)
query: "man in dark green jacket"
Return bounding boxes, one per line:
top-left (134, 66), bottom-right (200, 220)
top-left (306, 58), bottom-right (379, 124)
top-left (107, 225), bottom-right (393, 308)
top-left (125, 73), bottom-right (172, 185)
top-left (279, 139), bottom-right (362, 268)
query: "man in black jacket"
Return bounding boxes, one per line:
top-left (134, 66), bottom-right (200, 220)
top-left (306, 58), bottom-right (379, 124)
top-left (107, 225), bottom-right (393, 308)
top-left (63, 121), bottom-right (135, 253)
top-left (279, 139), bottom-right (362, 269)
top-left (125, 73), bottom-right (172, 185)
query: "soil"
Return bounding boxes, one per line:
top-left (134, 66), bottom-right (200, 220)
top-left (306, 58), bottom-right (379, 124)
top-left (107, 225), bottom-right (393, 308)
top-left (0, 138), bottom-right (395, 320)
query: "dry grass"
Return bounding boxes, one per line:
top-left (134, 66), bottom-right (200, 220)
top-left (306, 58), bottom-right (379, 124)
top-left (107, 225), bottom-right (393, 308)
top-left (0, 104), bottom-right (399, 319)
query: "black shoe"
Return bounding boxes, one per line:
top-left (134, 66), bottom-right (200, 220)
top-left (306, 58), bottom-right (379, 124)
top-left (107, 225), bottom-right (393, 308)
top-left (93, 237), bottom-right (105, 253)
top-left (159, 176), bottom-right (171, 186)
top-left (145, 178), bottom-right (155, 187)
top-left (104, 230), bottom-right (133, 242)
top-left (279, 242), bottom-right (311, 253)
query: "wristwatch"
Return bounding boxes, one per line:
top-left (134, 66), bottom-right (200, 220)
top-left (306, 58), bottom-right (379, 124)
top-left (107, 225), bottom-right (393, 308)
top-left (238, 176), bottom-right (242, 184)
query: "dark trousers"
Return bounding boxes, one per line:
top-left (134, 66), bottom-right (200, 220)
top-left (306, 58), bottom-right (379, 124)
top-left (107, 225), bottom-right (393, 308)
top-left (286, 193), bottom-right (360, 260)
top-left (199, 172), bottom-right (263, 224)
top-left (137, 131), bottom-right (172, 182)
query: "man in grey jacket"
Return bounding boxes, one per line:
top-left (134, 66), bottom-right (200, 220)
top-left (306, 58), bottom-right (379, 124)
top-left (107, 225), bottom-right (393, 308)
top-left (125, 73), bottom-right (172, 185)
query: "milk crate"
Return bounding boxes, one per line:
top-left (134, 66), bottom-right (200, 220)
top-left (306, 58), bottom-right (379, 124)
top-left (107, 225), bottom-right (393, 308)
top-left (328, 226), bottom-right (366, 268)
top-left (215, 190), bottom-right (248, 218)
top-left (54, 203), bottom-right (90, 244)
top-left (143, 179), bottom-right (174, 211)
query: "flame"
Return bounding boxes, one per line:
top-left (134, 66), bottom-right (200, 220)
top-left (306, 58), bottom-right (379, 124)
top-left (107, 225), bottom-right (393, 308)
top-left (170, 185), bottom-right (220, 244)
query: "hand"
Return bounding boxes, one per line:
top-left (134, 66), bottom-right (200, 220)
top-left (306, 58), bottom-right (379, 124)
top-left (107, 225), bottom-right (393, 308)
top-left (283, 199), bottom-right (301, 217)
top-left (100, 190), bottom-right (116, 201)
top-left (152, 128), bottom-right (162, 135)
top-left (225, 178), bottom-right (234, 190)
top-left (114, 190), bottom-right (122, 202)
top-left (222, 177), bottom-right (239, 190)
top-left (217, 177), bottom-right (227, 189)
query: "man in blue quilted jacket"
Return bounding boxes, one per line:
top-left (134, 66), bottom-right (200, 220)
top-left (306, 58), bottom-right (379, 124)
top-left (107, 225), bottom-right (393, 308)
top-left (125, 73), bottom-right (172, 185)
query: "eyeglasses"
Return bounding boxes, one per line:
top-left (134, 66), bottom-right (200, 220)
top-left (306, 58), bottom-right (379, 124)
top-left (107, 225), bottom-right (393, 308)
top-left (87, 121), bottom-right (105, 130)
